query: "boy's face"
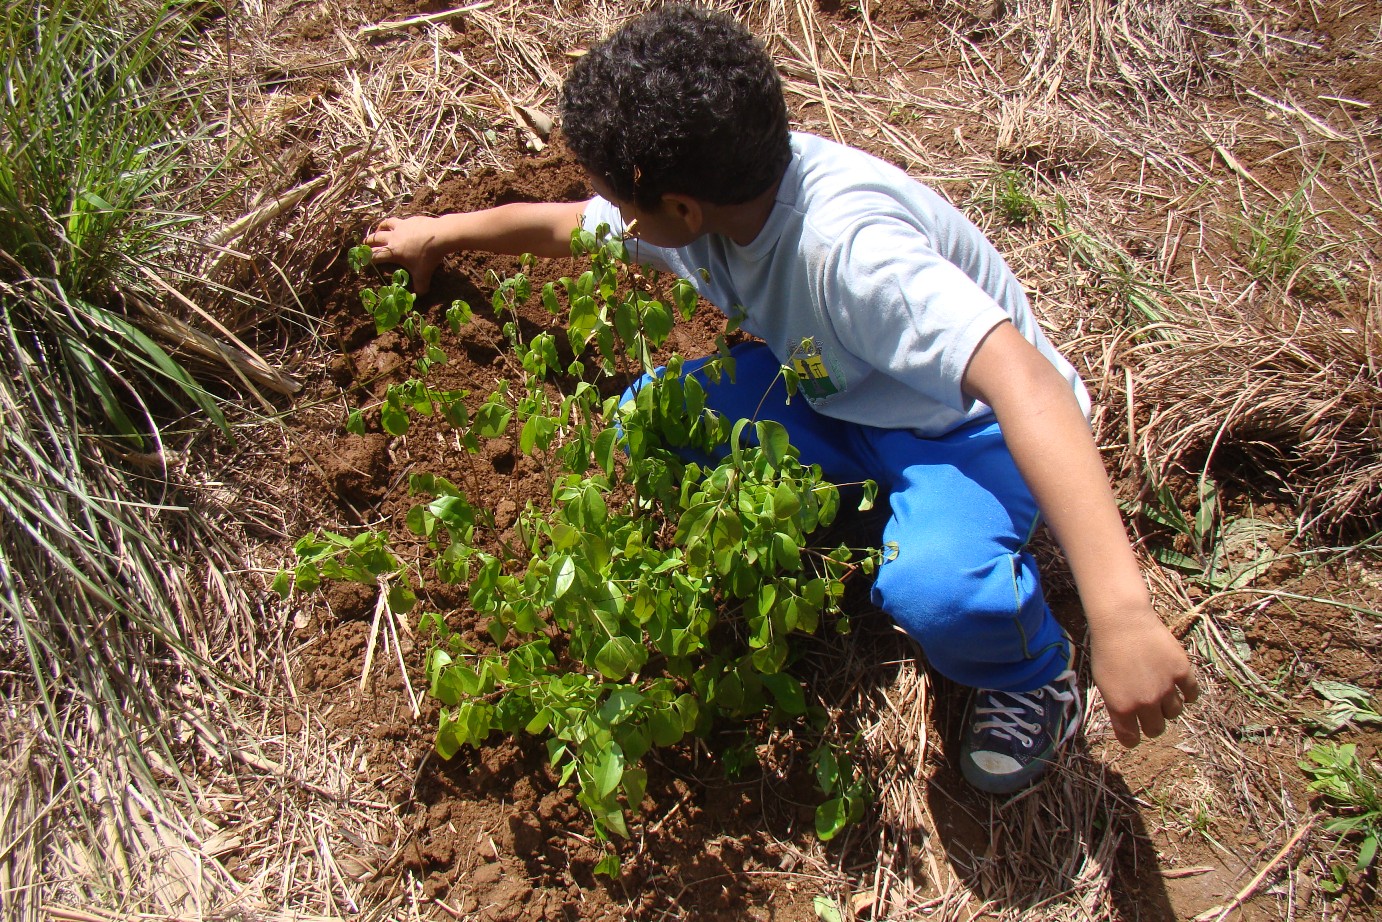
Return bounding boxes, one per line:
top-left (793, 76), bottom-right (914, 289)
top-left (588, 175), bottom-right (702, 249)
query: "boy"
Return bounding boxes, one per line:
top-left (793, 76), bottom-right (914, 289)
top-left (364, 4), bottom-right (1198, 794)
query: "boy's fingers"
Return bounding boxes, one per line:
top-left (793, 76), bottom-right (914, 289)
top-left (1110, 712), bottom-right (1141, 748)
top-left (1138, 707), bottom-right (1167, 740)
top-left (1178, 671), bottom-right (1201, 704)
top-left (1161, 692), bottom-right (1184, 721)
top-left (363, 219), bottom-right (398, 246)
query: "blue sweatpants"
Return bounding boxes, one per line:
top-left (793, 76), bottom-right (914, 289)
top-left (626, 342), bottom-right (1070, 693)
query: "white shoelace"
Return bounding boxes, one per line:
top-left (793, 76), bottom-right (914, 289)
top-left (972, 669), bottom-right (1082, 749)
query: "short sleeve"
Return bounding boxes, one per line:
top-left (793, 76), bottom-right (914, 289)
top-left (580, 197), bottom-right (624, 237)
top-left (823, 218), bottom-right (1010, 414)
top-left (579, 197), bottom-right (676, 275)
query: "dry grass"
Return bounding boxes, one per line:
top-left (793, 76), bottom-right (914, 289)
top-left (8, 0), bottom-right (1378, 918)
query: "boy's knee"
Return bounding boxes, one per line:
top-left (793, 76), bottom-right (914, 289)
top-left (871, 546), bottom-right (977, 644)
top-left (870, 542), bottom-right (1052, 677)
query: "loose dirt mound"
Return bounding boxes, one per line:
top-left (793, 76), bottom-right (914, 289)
top-left (286, 152), bottom-right (838, 920)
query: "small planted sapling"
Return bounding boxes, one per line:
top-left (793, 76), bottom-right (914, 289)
top-left (288, 227), bottom-right (881, 857)
top-left (1301, 742), bottom-right (1382, 893)
top-left (341, 245), bottom-right (478, 436)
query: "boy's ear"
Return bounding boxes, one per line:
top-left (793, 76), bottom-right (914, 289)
top-left (661, 193), bottom-right (704, 235)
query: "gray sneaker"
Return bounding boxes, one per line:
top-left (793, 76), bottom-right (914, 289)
top-left (959, 668), bottom-right (1082, 794)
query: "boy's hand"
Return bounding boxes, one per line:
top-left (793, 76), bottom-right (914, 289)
top-left (1089, 615), bottom-right (1200, 748)
top-left (359, 201), bottom-right (589, 288)
top-left (363, 216), bottom-right (446, 294)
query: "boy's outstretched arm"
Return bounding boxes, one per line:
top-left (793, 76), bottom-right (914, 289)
top-left (363, 200), bottom-right (591, 293)
top-left (962, 321), bottom-right (1200, 747)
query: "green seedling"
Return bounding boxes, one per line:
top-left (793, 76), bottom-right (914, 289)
top-left (812, 739), bottom-right (870, 841)
top-left (294, 228), bottom-right (881, 849)
top-left (976, 167), bottom-right (1044, 226)
top-left (1235, 167), bottom-right (1347, 297)
top-left (1301, 742), bottom-right (1382, 892)
top-left (1049, 199), bottom-right (1173, 336)
top-left (1133, 469), bottom-right (1285, 591)
top-left (272, 530), bottom-right (415, 613)
top-left (343, 250), bottom-right (474, 434)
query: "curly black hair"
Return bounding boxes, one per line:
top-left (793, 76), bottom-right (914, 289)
top-left (559, 4), bottom-right (791, 208)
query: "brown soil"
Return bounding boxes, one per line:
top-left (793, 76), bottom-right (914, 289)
top-left (288, 150), bottom-right (834, 920)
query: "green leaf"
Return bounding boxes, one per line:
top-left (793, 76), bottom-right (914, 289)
top-left (431, 665), bottom-right (472, 707)
top-left (447, 299), bottom-right (474, 331)
top-left (622, 767), bottom-right (648, 807)
top-left (674, 694), bottom-right (700, 731)
top-left (380, 400), bottom-right (410, 436)
top-left (541, 282), bottom-right (561, 315)
top-left (772, 532), bottom-right (801, 571)
top-left (525, 707), bottom-right (554, 734)
top-left (599, 688), bottom-right (645, 725)
top-left (1195, 478), bottom-right (1219, 541)
top-left (1357, 833), bottom-right (1378, 870)
top-left (772, 483), bottom-right (801, 520)
top-left (435, 717), bottom-right (461, 759)
top-left (387, 582), bottom-right (417, 614)
top-left (549, 555), bottom-right (576, 601)
top-left (672, 278), bottom-right (698, 320)
top-left (520, 415), bottom-right (539, 455)
top-left (594, 427), bottom-right (618, 477)
top-left (756, 420), bottom-right (790, 469)
top-left (1314, 680), bottom-right (1376, 707)
top-left (751, 641), bottom-right (787, 675)
top-left (594, 636), bottom-right (645, 680)
top-left (96, 308), bottom-right (230, 435)
top-left (815, 796), bottom-right (848, 841)
top-left (593, 852), bottom-right (621, 877)
top-left (345, 408), bottom-right (366, 435)
top-left (1148, 545), bottom-right (1203, 573)
top-left (641, 299), bottom-right (673, 346)
top-left (761, 672), bottom-right (806, 716)
top-left (781, 365), bottom-right (801, 400)
top-left (293, 562), bottom-right (321, 592)
top-left (270, 570), bottom-right (293, 598)
top-left (403, 505), bottom-right (431, 541)
top-left (348, 244), bottom-right (373, 272)
top-left (474, 401), bottom-right (513, 438)
top-left (815, 747), bottom-right (840, 795)
top-left (597, 808), bottom-right (629, 839)
top-left (593, 748), bottom-right (625, 798)
top-left (428, 495), bottom-right (475, 534)
top-left (649, 708), bottom-right (683, 746)
top-left (68, 346), bottom-right (142, 446)
top-left (730, 417), bottom-right (751, 465)
top-left (813, 896), bottom-right (844, 922)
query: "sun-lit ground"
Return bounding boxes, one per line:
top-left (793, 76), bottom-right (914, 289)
top-left (3, 1), bottom-right (1379, 920)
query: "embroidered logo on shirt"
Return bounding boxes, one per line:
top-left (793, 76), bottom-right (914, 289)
top-left (788, 338), bottom-right (841, 401)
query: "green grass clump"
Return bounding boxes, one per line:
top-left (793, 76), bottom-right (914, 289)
top-left (1302, 742), bottom-right (1382, 892)
top-left (1236, 177), bottom-right (1346, 298)
top-left (0, 0), bottom-right (224, 437)
top-left (979, 168), bottom-right (1044, 226)
top-left (0, 0), bottom-right (240, 912)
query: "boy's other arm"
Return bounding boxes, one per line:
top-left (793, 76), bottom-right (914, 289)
top-left (363, 200), bottom-right (591, 294)
top-left (961, 321), bottom-right (1200, 748)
